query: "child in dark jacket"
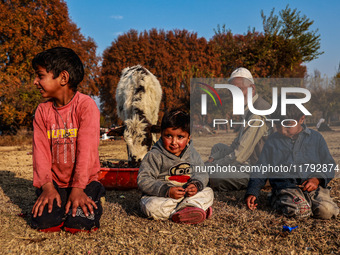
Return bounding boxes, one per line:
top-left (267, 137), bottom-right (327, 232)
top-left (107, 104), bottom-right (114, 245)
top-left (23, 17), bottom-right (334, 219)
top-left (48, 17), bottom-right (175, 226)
top-left (245, 97), bottom-right (339, 219)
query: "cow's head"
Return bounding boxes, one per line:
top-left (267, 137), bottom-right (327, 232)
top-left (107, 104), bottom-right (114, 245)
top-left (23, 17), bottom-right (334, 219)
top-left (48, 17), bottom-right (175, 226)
top-left (107, 115), bottom-right (160, 167)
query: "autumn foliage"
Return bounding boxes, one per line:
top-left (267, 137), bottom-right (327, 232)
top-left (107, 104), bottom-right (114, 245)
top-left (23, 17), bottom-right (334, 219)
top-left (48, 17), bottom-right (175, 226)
top-left (99, 29), bottom-right (222, 124)
top-left (99, 28), bottom-right (310, 123)
top-left (212, 28), bottom-right (307, 79)
top-left (0, 0), bottom-right (99, 133)
top-left (1, 1), bottom-right (327, 129)
top-left (98, 6), bottom-right (326, 124)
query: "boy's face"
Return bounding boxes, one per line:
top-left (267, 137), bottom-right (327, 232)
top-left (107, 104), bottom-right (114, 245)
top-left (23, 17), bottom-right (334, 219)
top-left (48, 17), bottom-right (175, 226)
top-left (33, 65), bottom-right (62, 99)
top-left (276, 116), bottom-right (305, 139)
top-left (161, 127), bottom-right (190, 156)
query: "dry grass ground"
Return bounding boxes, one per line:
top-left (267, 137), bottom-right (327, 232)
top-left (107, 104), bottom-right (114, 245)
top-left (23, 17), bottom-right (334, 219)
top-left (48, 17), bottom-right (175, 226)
top-left (0, 127), bottom-right (340, 254)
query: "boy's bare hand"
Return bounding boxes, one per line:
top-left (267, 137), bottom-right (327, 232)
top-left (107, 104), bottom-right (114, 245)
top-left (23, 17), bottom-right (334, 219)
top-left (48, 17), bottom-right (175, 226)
top-left (32, 182), bottom-right (61, 218)
top-left (169, 187), bottom-right (185, 199)
top-left (301, 178), bottom-right (320, 192)
top-left (65, 188), bottom-right (97, 217)
top-left (206, 157), bottom-right (214, 163)
top-left (245, 195), bottom-right (258, 210)
top-left (185, 184), bottom-right (198, 197)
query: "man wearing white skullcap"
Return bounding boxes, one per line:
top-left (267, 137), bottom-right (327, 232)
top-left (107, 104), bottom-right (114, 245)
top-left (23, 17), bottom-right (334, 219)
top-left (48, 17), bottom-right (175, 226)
top-left (207, 67), bottom-right (273, 191)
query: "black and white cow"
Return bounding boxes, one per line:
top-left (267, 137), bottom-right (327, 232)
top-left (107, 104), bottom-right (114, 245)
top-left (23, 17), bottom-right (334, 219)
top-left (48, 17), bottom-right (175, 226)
top-left (108, 65), bottom-right (162, 167)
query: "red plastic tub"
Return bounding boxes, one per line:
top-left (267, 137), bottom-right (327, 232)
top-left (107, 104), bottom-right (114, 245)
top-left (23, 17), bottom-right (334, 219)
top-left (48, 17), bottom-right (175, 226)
top-left (98, 168), bottom-right (139, 190)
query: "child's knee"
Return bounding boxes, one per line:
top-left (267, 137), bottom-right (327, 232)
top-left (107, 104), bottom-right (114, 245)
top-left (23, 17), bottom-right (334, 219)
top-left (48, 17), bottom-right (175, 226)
top-left (313, 202), bottom-right (339, 219)
top-left (31, 202), bottom-right (64, 230)
top-left (312, 187), bottom-right (339, 219)
top-left (140, 196), bottom-right (156, 214)
top-left (64, 200), bottom-right (104, 231)
top-left (140, 198), bottom-right (163, 220)
top-left (272, 189), bottom-right (312, 218)
top-left (180, 188), bottom-right (214, 211)
top-left (64, 184), bottom-right (105, 231)
top-left (140, 196), bottom-right (176, 220)
top-left (281, 203), bottom-right (312, 218)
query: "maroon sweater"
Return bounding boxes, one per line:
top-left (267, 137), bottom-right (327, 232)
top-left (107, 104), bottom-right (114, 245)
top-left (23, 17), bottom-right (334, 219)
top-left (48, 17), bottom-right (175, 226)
top-left (33, 92), bottom-right (100, 189)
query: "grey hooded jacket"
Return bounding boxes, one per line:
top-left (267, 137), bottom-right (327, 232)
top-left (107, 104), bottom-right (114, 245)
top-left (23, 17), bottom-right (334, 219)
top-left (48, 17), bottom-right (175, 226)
top-left (137, 138), bottom-right (208, 197)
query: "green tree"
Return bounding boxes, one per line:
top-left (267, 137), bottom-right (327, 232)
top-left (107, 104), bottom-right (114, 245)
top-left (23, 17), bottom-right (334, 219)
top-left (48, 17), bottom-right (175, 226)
top-left (213, 5), bottom-right (321, 79)
top-left (262, 5), bottom-right (323, 62)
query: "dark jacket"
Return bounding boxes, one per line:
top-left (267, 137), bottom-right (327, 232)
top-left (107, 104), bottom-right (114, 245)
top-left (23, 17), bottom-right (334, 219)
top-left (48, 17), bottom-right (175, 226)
top-left (246, 127), bottom-right (335, 198)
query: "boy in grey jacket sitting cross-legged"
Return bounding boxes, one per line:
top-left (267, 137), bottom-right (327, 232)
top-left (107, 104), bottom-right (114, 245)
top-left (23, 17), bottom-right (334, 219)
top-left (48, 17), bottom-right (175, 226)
top-left (138, 109), bottom-right (214, 224)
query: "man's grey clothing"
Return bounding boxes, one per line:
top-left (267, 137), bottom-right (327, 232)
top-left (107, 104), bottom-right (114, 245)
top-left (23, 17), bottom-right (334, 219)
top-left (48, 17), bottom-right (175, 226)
top-left (209, 94), bottom-right (273, 191)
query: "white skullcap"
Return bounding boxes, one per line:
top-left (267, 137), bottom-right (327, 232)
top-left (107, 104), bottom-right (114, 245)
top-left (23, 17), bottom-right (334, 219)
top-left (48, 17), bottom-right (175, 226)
top-left (228, 67), bottom-right (254, 84)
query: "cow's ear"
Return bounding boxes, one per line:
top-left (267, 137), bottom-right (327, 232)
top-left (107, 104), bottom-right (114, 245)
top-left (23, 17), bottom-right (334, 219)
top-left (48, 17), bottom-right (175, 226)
top-left (107, 125), bottom-right (126, 136)
top-left (150, 125), bottom-right (161, 133)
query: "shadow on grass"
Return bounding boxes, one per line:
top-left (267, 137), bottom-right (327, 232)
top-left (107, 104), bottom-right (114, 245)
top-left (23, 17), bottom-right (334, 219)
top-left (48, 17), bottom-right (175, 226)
top-left (213, 188), bottom-right (273, 212)
top-left (104, 188), bottom-right (145, 217)
top-left (103, 186), bottom-right (274, 218)
top-left (0, 170), bottom-right (35, 224)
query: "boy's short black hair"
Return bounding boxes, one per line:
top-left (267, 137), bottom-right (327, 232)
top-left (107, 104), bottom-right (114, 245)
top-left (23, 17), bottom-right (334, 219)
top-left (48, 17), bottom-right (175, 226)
top-left (32, 47), bottom-right (84, 91)
top-left (271, 95), bottom-right (305, 122)
top-left (161, 109), bottom-right (190, 135)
